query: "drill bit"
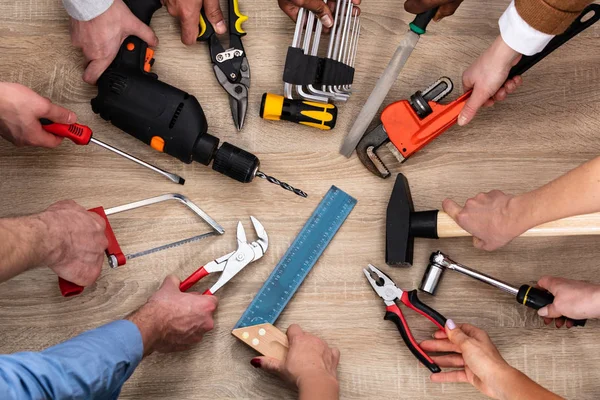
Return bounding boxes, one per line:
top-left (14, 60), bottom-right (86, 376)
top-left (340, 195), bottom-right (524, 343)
top-left (256, 171), bottom-right (308, 198)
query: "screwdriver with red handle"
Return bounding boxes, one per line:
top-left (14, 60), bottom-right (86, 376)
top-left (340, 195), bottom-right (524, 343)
top-left (39, 119), bottom-right (185, 184)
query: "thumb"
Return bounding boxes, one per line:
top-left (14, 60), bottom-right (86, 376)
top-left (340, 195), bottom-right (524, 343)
top-left (302, 0), bottom-right (334, 28)
top-left (83, 58), bottom-right (113, 85)
top-left (128, 16), bottom-right (159, 47)
top-left (442, 198), bottom-right (462, 221)
top-left (445, 319), bottom-right (470, 347)
top-left (458, 86), bottom-right (490, 126)
top-left (160, 274), bottom-right (181, 291)
top-left (251, 356), bottom-right (284, 374)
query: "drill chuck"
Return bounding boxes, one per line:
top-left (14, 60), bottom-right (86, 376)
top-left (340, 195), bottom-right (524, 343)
top-left (212, 142), bottom-right (259, 183)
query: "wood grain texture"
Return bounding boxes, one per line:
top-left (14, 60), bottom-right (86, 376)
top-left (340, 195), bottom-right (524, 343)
top-left (0, 0), bottom-right (599, 399)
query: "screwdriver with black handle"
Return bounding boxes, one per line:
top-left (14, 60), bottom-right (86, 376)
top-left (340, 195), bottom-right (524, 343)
top-left (39, 119), bottom-right (185, 184)
top-left (90, 0), bottom-right (306, 198)
top-left (260, 93), bottom-right (338, 130)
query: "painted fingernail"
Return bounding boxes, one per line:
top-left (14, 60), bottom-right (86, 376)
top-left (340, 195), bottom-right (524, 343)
top-left (537, 307), bottom-right (548, 317)
top-left (321, 15), bottom-right (333, 28)
top-left (457, 115), bottom-right (467, 126)
top-left (215, 21), bottom-right (226, 34)
top-left (446, 319), bottom-right (456, 330)
top-left (250, 358), bottom-right (262, 368)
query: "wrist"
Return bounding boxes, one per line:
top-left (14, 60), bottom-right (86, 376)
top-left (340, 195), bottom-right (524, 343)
top-left (126, 303), bottom-right (162, 356)
top-left (504, 195), bottom-right (535, 237)
top-left (297, 372), bottom-right (339, 396)
top-left (494, 367), bottom-right (528, 400)
top-left (37, 211), bottom-right (67, 268)
top-left (490, 36), bottom-right (521, 69)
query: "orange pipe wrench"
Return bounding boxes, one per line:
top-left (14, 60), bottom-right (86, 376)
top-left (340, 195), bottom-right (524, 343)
top-left (357, 4), bottom-right (599, 178)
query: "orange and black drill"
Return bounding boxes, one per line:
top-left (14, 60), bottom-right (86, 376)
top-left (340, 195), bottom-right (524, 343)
top-left (91, 0), bottom-right (306, 197)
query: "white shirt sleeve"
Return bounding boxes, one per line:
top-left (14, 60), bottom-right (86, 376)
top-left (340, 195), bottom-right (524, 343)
top-left (62, 0), bottom-right (114, 21)
top-left (498, 0), bottom-right (555, 56)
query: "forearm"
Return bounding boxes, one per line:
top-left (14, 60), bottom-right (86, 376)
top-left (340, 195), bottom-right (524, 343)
top-left (497, 368), bottom-right (563, 400)
top-left (298, 374), bottom-right (339, 400)
top-left (0, 320), bottom-right (143, 399)
top-left (0, 214), bottom-right (53, 283)
top-left (126, 303), bottom-right (162, 356)
top-left (509, 156), bottom-right (600, 232)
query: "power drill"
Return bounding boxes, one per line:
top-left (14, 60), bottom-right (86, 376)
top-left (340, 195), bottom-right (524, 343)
top-left (91, 0), bottom-right (306, 197)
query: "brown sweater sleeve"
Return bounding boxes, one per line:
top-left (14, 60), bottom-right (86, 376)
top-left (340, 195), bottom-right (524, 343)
top-left (515, 0), bottom-right (593, 34)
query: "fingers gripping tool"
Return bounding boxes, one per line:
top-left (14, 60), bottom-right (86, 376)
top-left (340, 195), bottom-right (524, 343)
top-left (364, 264), bottom-right (447, 373)
top-left (179, 216), bottom-right (268, 294)
top-left (198, 0), bottom-right (250, 131)
top-left (58, 194), bottom-right (224, 297)
top-left (357, 4), bottom-right (600, 178)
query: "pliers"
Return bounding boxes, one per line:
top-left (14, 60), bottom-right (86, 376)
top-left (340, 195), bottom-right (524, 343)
top-left (363, 264), bottom-right (447, 373)
top-left (180, 217), bottom-right (267, 294)
top-left (198, 0), bottom-right (250, 131)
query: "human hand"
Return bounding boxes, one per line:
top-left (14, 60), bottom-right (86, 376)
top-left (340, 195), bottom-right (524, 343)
top-left (404, 0), bottom-right (464, 21)
top-left (459, 35), bottom-right (523, 126)
top-left (128, 275), bottom-right (218, 355)
top-left (0, 83), bottom-right (76, 148)
top-left (251, 324), bottom-right (340, 393)
top-left (162, 0), bottom-right (225, 45)
top-left (443, 190), bottom-right (529, 251)
top-left (537, 276), bottom-right (600, 328)
top-left (278, 0), bottom-right (361, 29)
top-left (70, 0), bottom-right (159, 84)
top-left (420, 320), bottom-right (517, 399)
top-left (39, 200), bottom-right (108, 286)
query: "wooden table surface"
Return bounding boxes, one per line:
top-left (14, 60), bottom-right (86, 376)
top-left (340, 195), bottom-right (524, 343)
top-left (1, 0), bottom-right (599, 399)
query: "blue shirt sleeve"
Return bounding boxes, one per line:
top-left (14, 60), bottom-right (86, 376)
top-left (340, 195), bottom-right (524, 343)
top-left (0, 320), bottom-right (144, 400)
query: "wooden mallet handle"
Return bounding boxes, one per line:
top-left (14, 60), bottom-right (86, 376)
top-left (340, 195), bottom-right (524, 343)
top-left (437, 212), bottom-right (600, 238)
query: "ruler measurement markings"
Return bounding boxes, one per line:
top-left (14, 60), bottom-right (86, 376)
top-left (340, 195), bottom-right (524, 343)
top-left (234, 187), bottom-right (357, 329)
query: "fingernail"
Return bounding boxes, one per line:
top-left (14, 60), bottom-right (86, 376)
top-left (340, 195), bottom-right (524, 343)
top-left (457, 115), bottom-right (467, 126)
top-left (250, 358), bottom-right (261, 368)
top-left (537, 307), bottom-right (548, 317)
top-left (321, 15), bottom-right (333, 28)
top-left (215, 21), bottom-right (226, 34)
top-left (446, 319), bottom-right (456, 330)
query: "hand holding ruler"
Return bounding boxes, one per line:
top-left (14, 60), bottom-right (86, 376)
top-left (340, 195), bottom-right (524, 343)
top-left (232, 186), bottom-right (356, 360)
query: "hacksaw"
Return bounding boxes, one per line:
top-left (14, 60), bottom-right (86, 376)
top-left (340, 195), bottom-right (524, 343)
top-left (232, 186), bottom-right (356, 360)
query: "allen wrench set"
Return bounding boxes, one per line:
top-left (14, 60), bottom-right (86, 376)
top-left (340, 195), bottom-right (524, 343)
top-left (260, 0), bottom-right (361, 130)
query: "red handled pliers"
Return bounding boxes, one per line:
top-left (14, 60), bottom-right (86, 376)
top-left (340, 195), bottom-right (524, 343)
top-left (179, 217), bottom-right (267, 295)
top-left (363, 264), bottom-right (447, 373)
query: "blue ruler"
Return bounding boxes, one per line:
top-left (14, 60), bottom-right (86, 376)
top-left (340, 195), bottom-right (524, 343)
top-left (234, 186), bottom-right (356, 329)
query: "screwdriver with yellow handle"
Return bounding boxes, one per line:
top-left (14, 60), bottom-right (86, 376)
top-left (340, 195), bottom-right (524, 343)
top-left (260, 93), bottom-right (338, 131)
top-left (39, 119), bottom-right (185, 184)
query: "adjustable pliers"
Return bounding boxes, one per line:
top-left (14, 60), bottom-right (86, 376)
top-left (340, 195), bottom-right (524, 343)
top-left (363, 264), bottom-right (447, 373)
top-left (180, 217), bottom-right (267, 294)
top-left (198, 0), bottom-right (250, 131)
